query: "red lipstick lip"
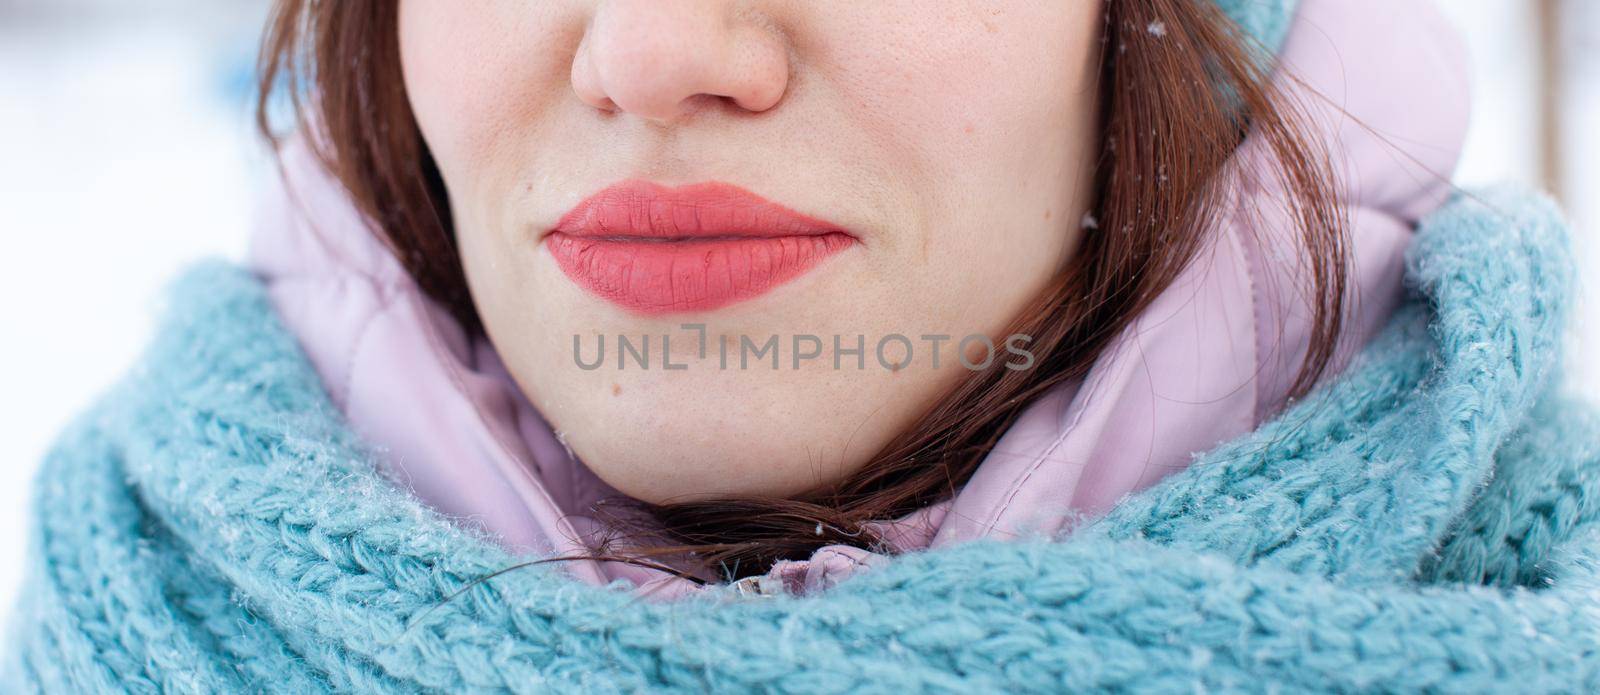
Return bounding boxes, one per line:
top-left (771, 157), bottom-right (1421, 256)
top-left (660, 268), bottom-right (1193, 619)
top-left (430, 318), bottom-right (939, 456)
top-left (544, 180), bottom-right (856, 315)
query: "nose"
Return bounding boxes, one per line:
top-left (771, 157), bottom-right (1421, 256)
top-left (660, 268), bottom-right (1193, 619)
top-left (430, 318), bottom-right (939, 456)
top-left (571, 0), bottom-right (791, 123)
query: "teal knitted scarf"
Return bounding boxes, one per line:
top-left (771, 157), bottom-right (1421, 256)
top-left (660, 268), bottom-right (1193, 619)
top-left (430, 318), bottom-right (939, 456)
top-left (6, 185), bottom-right (1600, 692)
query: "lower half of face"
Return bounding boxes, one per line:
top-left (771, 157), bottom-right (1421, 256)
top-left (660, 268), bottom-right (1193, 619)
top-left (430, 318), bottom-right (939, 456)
top-left (401, 0), bottom-right (1102, 503)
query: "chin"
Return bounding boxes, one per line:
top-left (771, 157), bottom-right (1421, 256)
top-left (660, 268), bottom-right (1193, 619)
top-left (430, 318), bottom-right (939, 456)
top-left (544, 369), bottom-right (906, 505)
top-left (571, 428), bottom-right (864, 505)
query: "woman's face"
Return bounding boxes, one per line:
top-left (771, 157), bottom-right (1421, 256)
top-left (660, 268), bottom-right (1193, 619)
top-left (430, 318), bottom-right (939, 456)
top-left (398, 0), bottom-right (1103, 503)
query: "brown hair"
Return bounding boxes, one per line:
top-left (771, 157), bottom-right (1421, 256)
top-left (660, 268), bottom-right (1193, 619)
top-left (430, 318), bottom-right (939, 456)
top-left (258, 0), bottom-right (1347, 582)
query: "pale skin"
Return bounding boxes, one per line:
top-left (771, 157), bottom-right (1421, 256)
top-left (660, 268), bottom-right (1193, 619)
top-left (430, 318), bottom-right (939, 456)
top-left (397, 0), bottom-right (1102, 503)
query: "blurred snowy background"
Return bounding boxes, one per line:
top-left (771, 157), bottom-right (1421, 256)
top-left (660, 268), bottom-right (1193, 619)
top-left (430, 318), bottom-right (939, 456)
top-left (0, 0), bottom-right (1597, 625)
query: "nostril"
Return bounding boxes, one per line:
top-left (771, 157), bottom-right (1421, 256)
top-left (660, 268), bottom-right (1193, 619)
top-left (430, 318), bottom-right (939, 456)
top-left (678, 93), bottom-right (733, 118)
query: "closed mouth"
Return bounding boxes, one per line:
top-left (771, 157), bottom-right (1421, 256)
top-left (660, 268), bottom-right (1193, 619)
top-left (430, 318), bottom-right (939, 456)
top-left (544, 179), bottom-right (856, 314)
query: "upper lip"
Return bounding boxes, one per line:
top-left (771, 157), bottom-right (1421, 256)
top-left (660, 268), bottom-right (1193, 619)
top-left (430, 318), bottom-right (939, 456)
top-left (551, 179), bottom-right (854, 241)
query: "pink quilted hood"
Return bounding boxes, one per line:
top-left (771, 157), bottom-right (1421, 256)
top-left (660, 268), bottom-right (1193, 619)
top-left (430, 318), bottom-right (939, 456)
top-left (249, 0), bottom-right (1469, 597)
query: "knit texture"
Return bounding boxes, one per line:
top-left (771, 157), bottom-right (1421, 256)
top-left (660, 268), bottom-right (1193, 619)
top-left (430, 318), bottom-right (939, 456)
top-left (1217, 0), bottom-right (1298, 49)
top-left (5, 186), bottom-right (1598, 693)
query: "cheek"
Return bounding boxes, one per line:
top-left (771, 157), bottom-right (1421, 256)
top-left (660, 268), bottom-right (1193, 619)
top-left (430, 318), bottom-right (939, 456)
top-left (836, 3), bottom-right (1098, 153)
top-left (398, 1), bottom-right (577, 197)
top-left (819, 2), bottom-right (1101, 322)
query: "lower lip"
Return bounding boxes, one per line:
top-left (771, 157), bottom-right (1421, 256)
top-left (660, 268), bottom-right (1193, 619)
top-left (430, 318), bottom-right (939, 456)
top-left (545, 232), bottom-right (854, 314)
